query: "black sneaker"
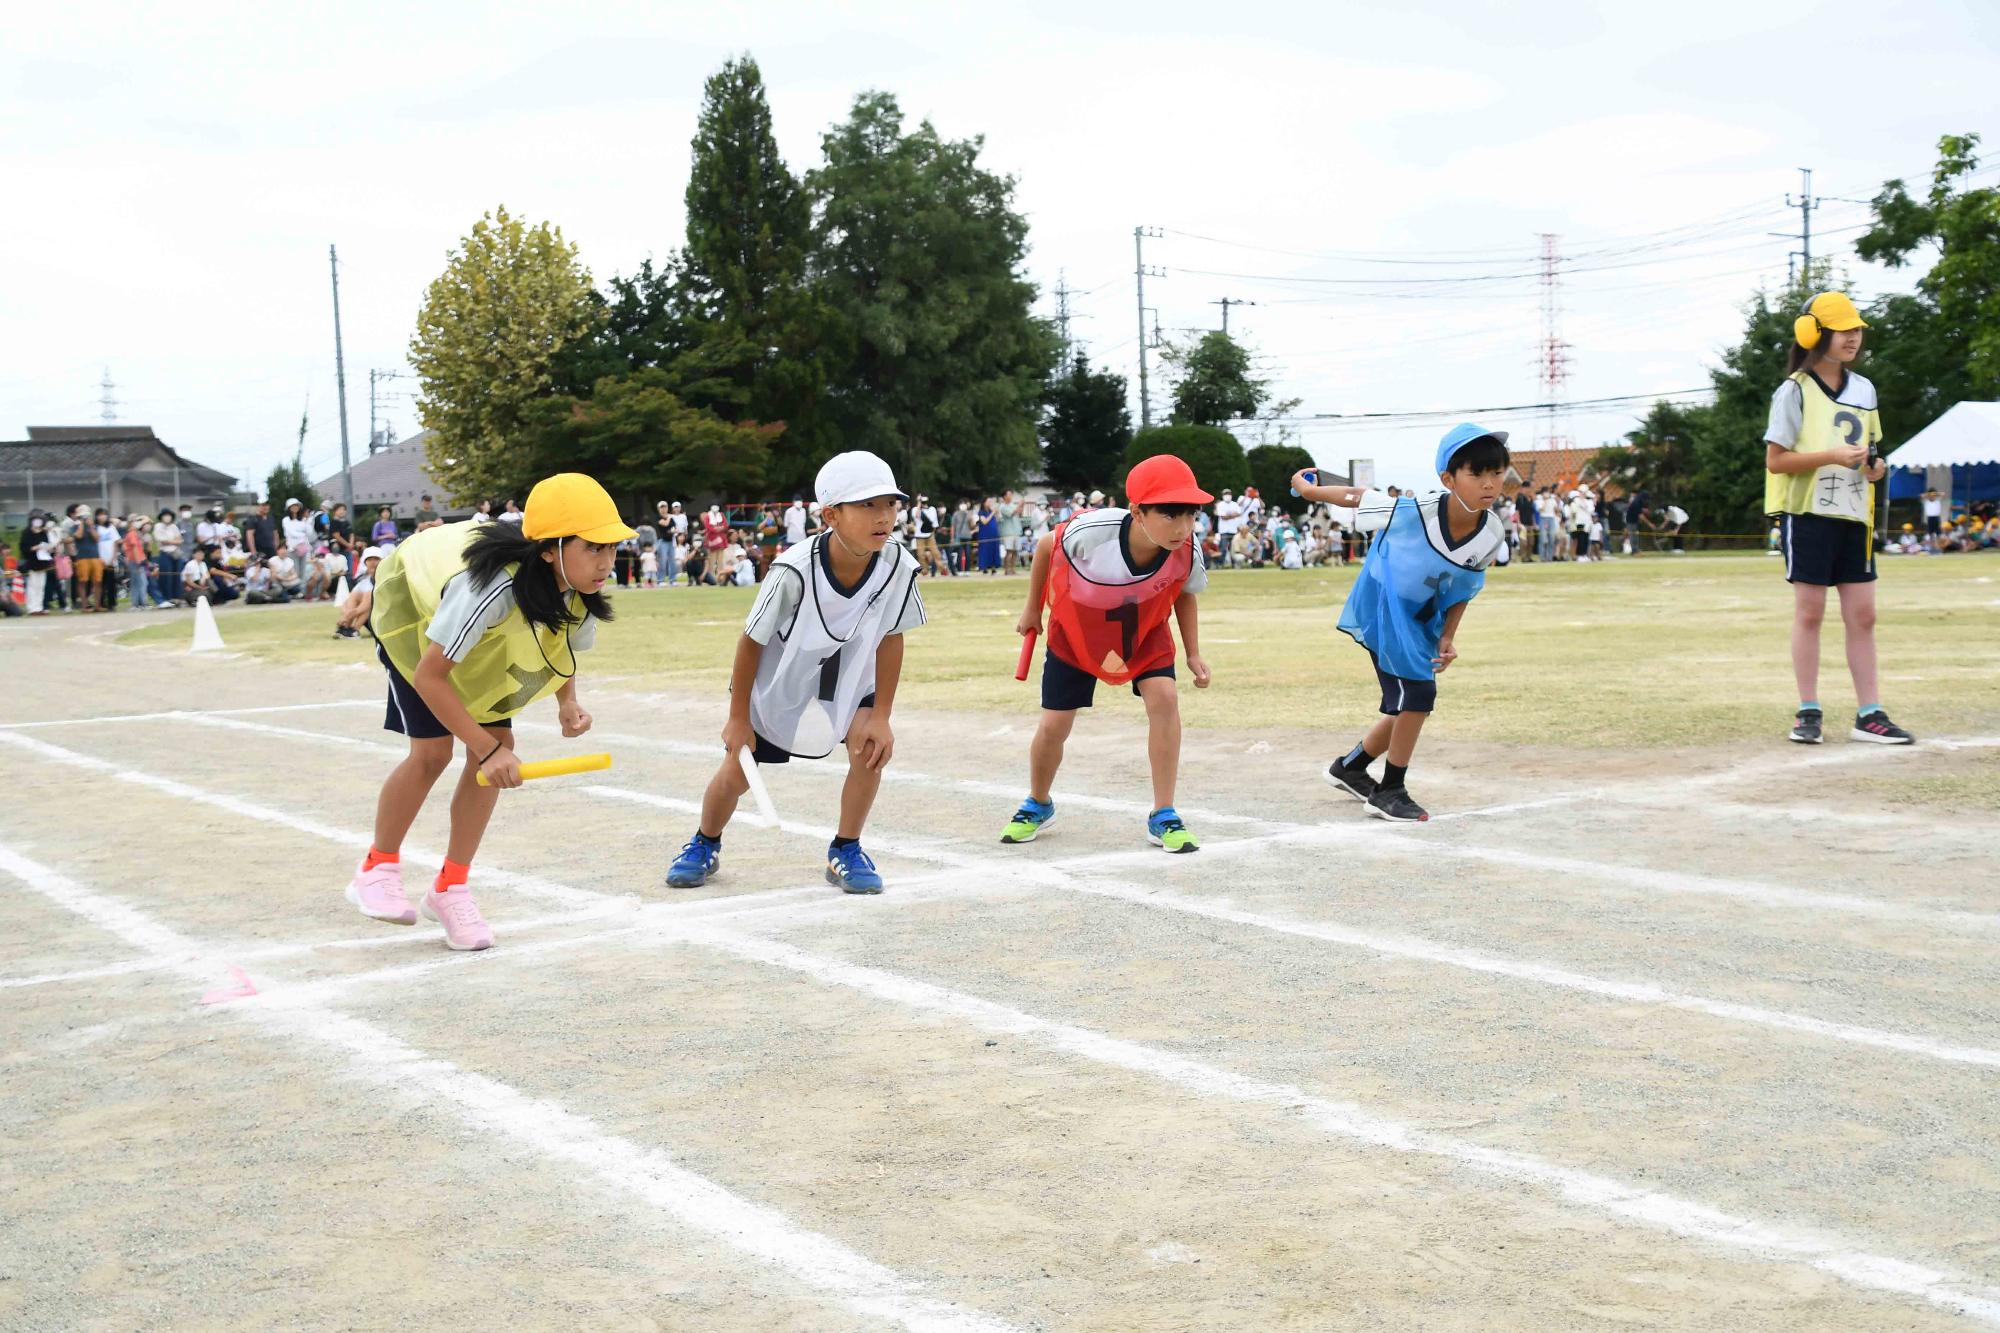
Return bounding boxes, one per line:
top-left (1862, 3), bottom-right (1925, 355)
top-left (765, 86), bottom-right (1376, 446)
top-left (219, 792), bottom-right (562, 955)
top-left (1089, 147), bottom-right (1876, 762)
top-left (1365, 786), bottom-right (1429, 822)
top-left (1322, 761), bottom-right (1377, 802)
top-left (1789, 708), bottom-right (1823, 745)
top-left (1851, 710), bottom-right (1914, 745)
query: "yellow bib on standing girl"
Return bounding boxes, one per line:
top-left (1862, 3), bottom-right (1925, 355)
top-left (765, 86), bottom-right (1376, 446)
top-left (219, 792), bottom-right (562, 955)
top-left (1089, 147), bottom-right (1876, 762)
top-left (347, 473), bottom-right (631, 949)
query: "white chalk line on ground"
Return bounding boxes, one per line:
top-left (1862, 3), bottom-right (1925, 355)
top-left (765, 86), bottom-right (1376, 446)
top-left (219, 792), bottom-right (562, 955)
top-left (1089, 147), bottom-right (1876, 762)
top-left (159, 710), bottom-right (2000, 939)
top-left (12, 723), bottom-right (2000, 1084)
top-left (0, 840), bottom-right (1021, 1333)
top-left (13, 736), bottom-right (2000, 1322)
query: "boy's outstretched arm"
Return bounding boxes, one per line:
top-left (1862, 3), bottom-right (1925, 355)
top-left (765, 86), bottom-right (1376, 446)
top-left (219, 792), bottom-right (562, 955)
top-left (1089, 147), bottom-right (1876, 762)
top-left (1175, 591), bottom-right (1210, 687)
top-left (1290, 470), bottom-right (1370, 508)
top-left (1016, 532), bottom-right (1055, 636)
top-left (1433, 602), bottom-right (1470, 672)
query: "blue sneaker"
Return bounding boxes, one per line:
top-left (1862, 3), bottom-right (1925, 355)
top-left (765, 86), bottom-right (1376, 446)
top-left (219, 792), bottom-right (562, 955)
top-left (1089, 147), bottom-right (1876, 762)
top-left (666, 833), bottom-right (721, 888)
top-left (1146, 807), bottom-right (1199, 854)
top-left (825, 840), bottom-right (884, 894)
top-left (1000, 796), bottom-right (1056, 844)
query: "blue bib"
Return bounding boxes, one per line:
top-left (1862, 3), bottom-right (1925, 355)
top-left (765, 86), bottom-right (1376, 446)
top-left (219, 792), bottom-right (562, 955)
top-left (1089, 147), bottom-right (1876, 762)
top-left (1338, 494), bottom-right (1500, 680)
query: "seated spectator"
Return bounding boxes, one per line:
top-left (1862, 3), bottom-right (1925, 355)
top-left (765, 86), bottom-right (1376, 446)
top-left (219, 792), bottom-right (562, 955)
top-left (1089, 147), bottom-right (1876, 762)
top-left (335, 545), bottom-right (385, 638)
top-left (181, 551), bottom-right (215, 603)
top-left (243, 559), bottom-right (279, 604)
top-left (267, 549), bottom-right (301, 600)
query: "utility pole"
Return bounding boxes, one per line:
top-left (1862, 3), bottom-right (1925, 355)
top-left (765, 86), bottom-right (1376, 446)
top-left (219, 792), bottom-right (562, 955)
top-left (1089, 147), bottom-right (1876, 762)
top-left (1134, 226), bottom-right (1164, 429)
top-left (1210, 296), bottom-right (1256, 334)
top-left (1536, 233), bottom-right (1573, 452)
top-left (1772, 168), bottom-right (1820, 289)
top-left (368, 369), bottom-right (413, 452)
top-left (329, 245), bottom-right (354, 517)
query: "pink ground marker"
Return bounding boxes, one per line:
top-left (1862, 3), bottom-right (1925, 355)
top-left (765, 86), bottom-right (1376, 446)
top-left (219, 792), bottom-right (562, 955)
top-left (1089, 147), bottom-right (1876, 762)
top-left (199, 965), bottom-right (258, 1005)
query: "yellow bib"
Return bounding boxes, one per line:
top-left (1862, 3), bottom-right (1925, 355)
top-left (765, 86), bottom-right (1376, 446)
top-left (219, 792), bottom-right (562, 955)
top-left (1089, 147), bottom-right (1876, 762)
top-left (1764, 370), bottom-right (1882, 526)
top-left (370, 523), bottom-right (581, 724)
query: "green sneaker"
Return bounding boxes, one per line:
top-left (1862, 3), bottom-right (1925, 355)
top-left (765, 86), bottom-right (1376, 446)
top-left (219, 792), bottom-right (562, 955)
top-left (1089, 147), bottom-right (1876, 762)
top-left (1001, 797), bottom-right (1056, 844)
top-left (1147, 807), bottom-right (1199, 853)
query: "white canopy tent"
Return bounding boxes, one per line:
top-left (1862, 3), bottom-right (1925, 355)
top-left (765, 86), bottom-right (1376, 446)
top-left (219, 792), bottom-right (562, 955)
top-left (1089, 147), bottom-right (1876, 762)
top-left (1889, 401), bottom-right (2000, 468)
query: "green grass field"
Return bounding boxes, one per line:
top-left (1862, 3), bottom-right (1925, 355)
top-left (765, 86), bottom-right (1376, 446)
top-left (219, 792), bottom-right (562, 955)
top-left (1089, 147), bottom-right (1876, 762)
top-left (122, 553), bottom-right (2000, 756)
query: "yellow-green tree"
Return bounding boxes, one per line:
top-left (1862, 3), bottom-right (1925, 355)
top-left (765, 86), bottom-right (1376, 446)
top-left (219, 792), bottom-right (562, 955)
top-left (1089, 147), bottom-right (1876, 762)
top-left (409, 207), bottom-right (599, 502)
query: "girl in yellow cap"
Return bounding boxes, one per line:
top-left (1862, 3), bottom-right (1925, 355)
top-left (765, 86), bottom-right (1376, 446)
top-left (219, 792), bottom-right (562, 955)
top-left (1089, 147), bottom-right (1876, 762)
top-left (1765, 292), bottom-right (1912, 746)
top-left (346, 473), bottom-right (631, 949)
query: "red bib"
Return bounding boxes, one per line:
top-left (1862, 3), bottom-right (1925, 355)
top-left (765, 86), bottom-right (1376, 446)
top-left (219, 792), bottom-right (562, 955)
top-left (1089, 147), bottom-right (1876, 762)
top-left (1045, 518), bottom-right (1191, 684)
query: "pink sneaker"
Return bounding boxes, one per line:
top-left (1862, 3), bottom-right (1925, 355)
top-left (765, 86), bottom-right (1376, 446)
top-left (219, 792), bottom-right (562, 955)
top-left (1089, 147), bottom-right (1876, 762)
top-left (422, 886), bottom-right (493, 951)
top-left (346, 862), bottom-right (417, 925)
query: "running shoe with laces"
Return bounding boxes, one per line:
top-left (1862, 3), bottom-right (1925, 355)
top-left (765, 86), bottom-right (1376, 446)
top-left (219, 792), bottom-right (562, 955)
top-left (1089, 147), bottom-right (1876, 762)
top-left (422, 886), bottom-right (493, 950)
top-left (1322, 761), bottom-right (1378, 802)
top-left (1789, 707), bottom-right (1823, 745)
top-left (826, 841), bottom-right (884, 894)
top-left (345, 861), bottom-right (417, 925)
top-left (666, 833), bottom-right (722, 888)
top-left (1365, 786), bottom-right (1429, 822)
top-left (1000, 797), bottom-right (1057, 844)
top-left (1850, 710), bottom-right (1914, 744)
top-left (1146, 807), bottom-right (1199, 853)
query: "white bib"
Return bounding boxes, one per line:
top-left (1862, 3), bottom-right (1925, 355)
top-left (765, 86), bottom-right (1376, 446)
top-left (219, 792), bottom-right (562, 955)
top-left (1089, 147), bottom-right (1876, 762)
top-left (749, 536), bottom-right (918, 758)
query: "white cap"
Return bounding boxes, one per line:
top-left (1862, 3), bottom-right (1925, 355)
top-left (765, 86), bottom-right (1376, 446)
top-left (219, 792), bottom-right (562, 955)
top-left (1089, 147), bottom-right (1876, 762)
top-left (361, 546), bottom-right (384, 561)
top-left (815, 450), bottom-right (906, 508)
top-left (1088, 490), bottom-right (1105, 504)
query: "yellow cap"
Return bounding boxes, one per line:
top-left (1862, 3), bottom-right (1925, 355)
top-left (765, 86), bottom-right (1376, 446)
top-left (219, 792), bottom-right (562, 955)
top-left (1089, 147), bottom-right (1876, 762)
top-left (1902, 522), bottom-right (1914, 531)
top-left (522, 473), bottom-right (636, 543)
top-left (1794, 292), bottom-right (1868, 349)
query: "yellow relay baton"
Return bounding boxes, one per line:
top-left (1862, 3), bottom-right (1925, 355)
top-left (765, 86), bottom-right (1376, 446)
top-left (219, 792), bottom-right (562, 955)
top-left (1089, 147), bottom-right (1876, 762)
top-left (476, 752), bottom-right (612, 787)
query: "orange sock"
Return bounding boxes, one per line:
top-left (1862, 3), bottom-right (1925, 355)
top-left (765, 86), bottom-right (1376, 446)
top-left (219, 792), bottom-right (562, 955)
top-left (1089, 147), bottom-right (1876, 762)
top-left (363, 847), bottom-right (399, 872)
top-left (434, 858), bottom-right (471, 893)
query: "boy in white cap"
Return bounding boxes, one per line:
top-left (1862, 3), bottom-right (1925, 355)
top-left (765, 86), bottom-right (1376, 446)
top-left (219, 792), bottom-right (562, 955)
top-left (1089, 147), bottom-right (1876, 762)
top-left (667, 451), bottom-right (925, 894)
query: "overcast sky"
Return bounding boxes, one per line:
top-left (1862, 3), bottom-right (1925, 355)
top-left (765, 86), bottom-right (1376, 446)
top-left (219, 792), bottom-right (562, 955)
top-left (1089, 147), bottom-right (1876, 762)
top-left (4, 0), bottom-right (1996, 495)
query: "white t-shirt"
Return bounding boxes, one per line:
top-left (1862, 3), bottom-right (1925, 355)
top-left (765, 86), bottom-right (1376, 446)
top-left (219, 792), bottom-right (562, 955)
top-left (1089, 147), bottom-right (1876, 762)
top-left (268, 554), bottom-right (298, 586)
top-left (427, 568), bottom-right (598, 662)
top-left (1923, 496), bottom-right (1943, 518)
top-left (1059, 508), bottom-right (1210, 595)
top-left (94, 523), bottom-right (119, 563)
top-left (1214, 499), bottom-right (1242, 534)
top-left (183, 557), bottom-right (210, 585)
top-left (784, 505), bottom-right (808, 545)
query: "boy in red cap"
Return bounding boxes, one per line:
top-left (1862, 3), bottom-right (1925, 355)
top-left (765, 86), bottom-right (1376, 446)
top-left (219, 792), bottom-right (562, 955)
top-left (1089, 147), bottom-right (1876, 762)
top-left (1003, 454), bottom-right (1213, 852)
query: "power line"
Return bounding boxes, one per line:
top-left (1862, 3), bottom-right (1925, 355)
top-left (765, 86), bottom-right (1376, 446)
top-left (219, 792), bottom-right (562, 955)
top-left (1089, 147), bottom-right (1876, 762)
top-left (1273, 387), bottom-right (1712, 424)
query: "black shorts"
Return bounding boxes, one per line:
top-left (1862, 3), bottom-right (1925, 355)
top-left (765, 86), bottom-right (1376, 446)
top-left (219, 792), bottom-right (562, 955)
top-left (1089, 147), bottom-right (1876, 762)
top-left (1926, 515), bottom-right (1942, 535)
top-left (750, 693), bottom-right (876, 764)
top-left (1039, 649), bottom-right (1174, 712)
top-left (1780, 512), bottom-right (1875, 586)
top-left (1370, 651), bottom-right (1437, 716)
top-left (380, 642), bottom-right (511, 740)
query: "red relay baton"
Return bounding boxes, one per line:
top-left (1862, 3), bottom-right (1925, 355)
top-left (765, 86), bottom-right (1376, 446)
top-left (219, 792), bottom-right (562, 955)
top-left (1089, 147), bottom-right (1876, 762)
top-left (1015, 628), bottom-right (1038, 681)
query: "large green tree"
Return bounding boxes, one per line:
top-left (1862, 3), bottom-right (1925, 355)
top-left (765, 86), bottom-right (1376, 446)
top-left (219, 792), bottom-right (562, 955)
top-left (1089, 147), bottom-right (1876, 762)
top-left (1163, 330), bottom-right (1267, 426)
top-left (1041, 351), bottom-right (1131, 493)
top-left (1245, 443), bottom-right (1316, 510)
top-left (1123, 424), bottom-right (1249, 497)
top-left (264, 453), bottom-right (320, 511)
top-left (679, 56), bottom-right (841, 494)
top-left (516, 368), bottom-right (771, 509)
top-left (409, 207), bottom-right (599, 503)
top-left (1857, 133), bottom-right (2000, 402)
top-left (809, 91), bottom-right (1057, 496)
top-left (1589, 400), bottom-right (1702, 504)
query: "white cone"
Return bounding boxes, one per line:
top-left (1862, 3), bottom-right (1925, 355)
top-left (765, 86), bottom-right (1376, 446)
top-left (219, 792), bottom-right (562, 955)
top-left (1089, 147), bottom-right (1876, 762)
top-left (334, 576), bottom-right (350, 602)
top-left (190, 596), bottom-right (226, 653)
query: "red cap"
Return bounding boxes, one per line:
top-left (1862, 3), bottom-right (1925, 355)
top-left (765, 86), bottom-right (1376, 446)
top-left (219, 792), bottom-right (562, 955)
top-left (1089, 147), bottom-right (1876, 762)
top-left (1124, 454), bottom-right (1214, 506)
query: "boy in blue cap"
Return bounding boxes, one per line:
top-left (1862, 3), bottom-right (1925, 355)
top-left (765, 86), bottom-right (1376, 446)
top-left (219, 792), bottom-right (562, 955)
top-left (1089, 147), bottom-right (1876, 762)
top-left (1290, 423), bottom-right (1510, 821)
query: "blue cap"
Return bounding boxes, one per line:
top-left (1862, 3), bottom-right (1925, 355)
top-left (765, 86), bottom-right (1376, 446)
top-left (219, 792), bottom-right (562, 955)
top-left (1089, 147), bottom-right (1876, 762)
top-left (1435, 422), bottom-right (1509, 475)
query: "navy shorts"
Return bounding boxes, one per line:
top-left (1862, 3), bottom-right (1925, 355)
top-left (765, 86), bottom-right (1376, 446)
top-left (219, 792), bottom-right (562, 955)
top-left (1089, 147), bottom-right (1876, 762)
top-left (1780, 512), bottom-right (1875, 586)
top-left (1370, 651), bottom-right (1437, 716)
top-left (750, 693), bottom-right (876, 764)
top-left (380, 642), bottom-right (510, 740)
top-left (1039, 649), bottom-right (1174, 712)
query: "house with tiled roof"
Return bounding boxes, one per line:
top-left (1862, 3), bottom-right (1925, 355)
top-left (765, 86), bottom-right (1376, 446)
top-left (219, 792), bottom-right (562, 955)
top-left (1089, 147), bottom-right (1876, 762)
top-left (315, 429), bottom-right (477, 519)
top-left (1505, 445), bottom-right (1622, 499)
top-left (0, 426), bottom-right (239, 523)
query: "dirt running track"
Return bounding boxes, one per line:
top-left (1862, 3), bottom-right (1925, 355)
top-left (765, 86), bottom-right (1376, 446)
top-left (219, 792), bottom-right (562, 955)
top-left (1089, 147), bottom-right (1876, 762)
top-left (3, 604), bottom-right (1999, 1331)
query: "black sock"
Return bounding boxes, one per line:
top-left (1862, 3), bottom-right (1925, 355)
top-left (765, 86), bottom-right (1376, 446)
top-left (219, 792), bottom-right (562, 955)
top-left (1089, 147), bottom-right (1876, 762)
top-left (830, 835), bottom-right (859, 850)
top-left (1339, 741), bottom-right (1375, 771)
top-left (698, 829), bottom-right (723, 845)
top-left (1382, 763), bottom-right (1408, 790)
